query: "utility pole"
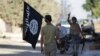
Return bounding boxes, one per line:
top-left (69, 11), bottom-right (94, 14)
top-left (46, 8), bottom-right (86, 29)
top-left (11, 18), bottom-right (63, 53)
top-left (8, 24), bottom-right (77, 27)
top-left (60, 0), bottom-right (70, 22)
top-left (60, 0), bottom-right (67, 19)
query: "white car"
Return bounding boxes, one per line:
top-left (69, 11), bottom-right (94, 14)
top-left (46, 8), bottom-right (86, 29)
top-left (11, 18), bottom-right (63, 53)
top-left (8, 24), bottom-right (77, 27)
top-left (60, 20), bottom-right (70, 37)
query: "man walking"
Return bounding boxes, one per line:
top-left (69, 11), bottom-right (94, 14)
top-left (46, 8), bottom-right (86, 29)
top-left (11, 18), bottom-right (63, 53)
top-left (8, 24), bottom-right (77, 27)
top-left (67, 13), bottom-right (83, 56)
top-left (41, 15), bottom-right (59, 56)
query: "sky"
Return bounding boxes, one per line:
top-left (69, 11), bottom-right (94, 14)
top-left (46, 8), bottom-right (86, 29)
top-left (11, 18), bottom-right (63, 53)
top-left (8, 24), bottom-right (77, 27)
top-left (55, 0), bottom-right (89, 19)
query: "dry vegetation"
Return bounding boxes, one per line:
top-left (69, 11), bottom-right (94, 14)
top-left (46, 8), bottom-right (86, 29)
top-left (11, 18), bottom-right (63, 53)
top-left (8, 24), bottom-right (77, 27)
top-left (0, 0), bottom-right (60, 26)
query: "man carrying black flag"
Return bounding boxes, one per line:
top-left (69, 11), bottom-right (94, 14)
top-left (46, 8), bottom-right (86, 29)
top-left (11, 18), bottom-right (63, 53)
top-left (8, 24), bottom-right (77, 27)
top-left (23, 1), bottom-right (43, 49)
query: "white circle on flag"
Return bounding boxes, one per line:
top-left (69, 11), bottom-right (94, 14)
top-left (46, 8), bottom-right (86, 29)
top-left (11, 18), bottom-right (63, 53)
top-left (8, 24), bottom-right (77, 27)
top-left (29, 19), bottom-right (38, 35)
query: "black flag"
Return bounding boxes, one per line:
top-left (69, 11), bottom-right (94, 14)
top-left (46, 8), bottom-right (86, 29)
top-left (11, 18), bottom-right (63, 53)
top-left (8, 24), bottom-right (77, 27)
top-left (23, 2), bottom-right (43, 49)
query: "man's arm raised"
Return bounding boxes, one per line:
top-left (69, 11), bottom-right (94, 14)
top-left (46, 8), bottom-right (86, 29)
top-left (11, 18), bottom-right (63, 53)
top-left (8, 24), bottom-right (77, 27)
top-left (67, 13), bottom-right (71, 24)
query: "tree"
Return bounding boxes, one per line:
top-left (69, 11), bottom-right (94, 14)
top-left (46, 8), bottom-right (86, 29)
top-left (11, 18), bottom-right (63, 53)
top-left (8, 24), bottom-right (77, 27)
top-left (0, 0), bottom-right (60, 26)
top-left (83, 0), bottom-right (100, 18)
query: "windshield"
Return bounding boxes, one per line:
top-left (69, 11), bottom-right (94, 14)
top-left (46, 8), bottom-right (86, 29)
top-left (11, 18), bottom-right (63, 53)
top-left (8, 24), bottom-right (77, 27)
top-left (60, 19), bottom-right (69, 25)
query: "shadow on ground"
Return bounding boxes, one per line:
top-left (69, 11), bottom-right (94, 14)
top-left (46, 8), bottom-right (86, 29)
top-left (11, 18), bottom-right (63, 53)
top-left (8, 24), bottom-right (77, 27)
top-left (0, 44), bottom-right (41, 51)
top-left (0, 51), bottom-right (43, 56)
